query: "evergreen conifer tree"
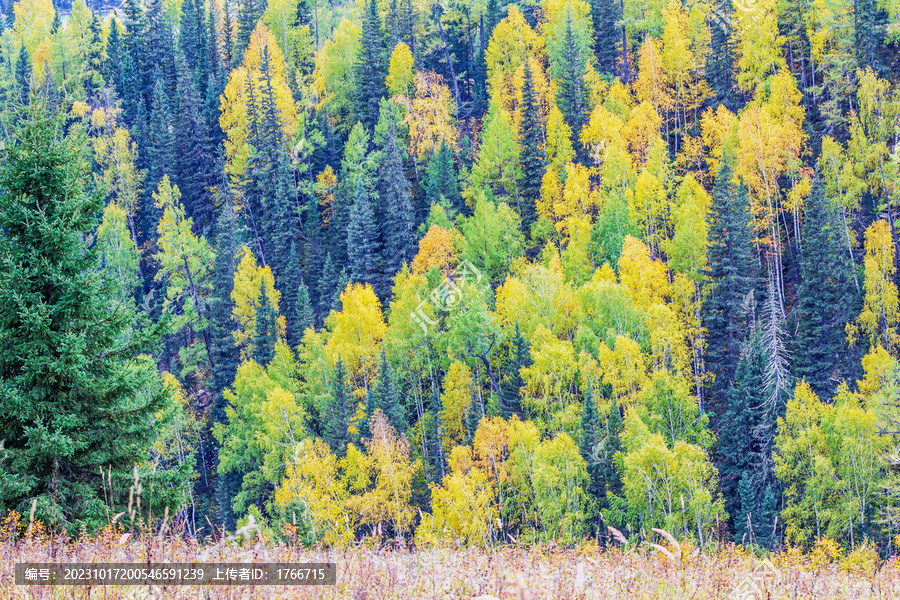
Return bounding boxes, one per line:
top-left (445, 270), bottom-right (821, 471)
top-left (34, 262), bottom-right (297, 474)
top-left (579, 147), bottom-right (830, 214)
top-left (15, 45), bottom-right (29, 102)
top-left (291, 279), bottom-right (315, 342)
top-left (252, 282), bottom-right (277, 365)
top-left (0, 105), bottom-right (176, 529)
top-left (590, 0), bottom-right (620, 76)
top-left (237, 0), bottom-right (265, 61)
top-left (500, 324), bottom-right (529, 418)
top-left (703, 156), bottom-right (759, 413)
top-left (423, 141), bottom-right (461, 215)
top-left (324, 359), bottom-right (351, 455)
top-left (707, 2), bottom-right (736, 109)
top-left (174, 52), bottom-right (215, 225)
top-left (371, 349), bottom-right (405, 431)
top-left (208, 200), bottom-right (245, 398)
top-left (346, 179), bottom-right (381, 287)
top-left (518, 62), bottom-right (545, 231)
top-left (792, 179), bottom-right (862, 398)
top-left (378, 114), bottom-right (416, 287)
top-left (555, 13), bottom-right (589, 144)
top-left (353, 0), bottom-right (388, 131)
top-left (579, 381), bottom-right (601, 497)
top-left (716, 322), bottom-right (765, 536)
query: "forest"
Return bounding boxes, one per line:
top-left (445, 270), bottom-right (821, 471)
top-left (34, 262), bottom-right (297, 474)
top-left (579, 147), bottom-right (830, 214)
top-left (0, 0), bottom-right (899, 561)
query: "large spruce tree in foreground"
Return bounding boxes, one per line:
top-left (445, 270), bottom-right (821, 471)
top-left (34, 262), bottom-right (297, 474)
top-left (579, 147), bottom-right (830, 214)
top-left (0, 105), bottom-right (176, 530)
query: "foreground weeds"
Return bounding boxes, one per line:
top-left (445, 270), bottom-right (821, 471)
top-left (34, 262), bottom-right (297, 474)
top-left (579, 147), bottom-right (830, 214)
top-left (1, 525), bottom-right (899, 599)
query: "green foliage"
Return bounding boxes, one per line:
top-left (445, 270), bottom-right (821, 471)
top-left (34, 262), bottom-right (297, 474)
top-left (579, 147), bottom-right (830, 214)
top-left (0, 105), bottom-right (175, 531)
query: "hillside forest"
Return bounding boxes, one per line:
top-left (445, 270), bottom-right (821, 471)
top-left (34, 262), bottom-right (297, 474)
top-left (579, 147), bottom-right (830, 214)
top-left (1, 0), bottom-right (900, 556)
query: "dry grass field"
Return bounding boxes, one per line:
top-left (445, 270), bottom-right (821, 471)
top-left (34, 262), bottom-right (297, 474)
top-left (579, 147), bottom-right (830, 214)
top-left (2, 516), bottom-right (900, 600)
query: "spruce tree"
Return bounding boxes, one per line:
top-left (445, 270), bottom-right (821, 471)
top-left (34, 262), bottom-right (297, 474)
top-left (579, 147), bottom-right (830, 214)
top-left (371, 349), bottom-right (405, 431)
top-left (15, 45), bottom-right (29, 102)
top-left (0, 105), bottom-right (175, 530)
top-left (147, 77), bottom-right (177, 191)
top-left (303, 192), bottom-right (326, 309)
top-left (180, 0), bottom-right (211, 90)
top-left (707, 3), bottom-right (736, 110)
top-left (378, 114), bottom-right (416, 287)
top-left (84, 15), bottom-right (105, 102)
top-left (353, 0), bottom-right (388, 131)
top-left (465, 387), bottom-right (483, 445)
top-left (324, 359), bottom-right (351, 455)
top-left (499, 323), bottom-right (529, 418)
top-left (597, 394), bottom-right (622, 512)
top-left (590, 0), bottom-right (620, 77)
top-left (103, 18), bottom-right (123, 95)
top-left (291, 279), bottom-right (315, 342)
top-left (423, 141), bottom-right (461, 215)
top-left (174, 52), bottom-right (215, 226)
top-left (518, 62), bottom-right (545, 231)
top-left (237, 0), bottom-right (265, 61)
top-left (792, 179), bottom-right (862, 398)
top-left (346, 179), bottom-right (381, 288)
top-left (208, 200), bottom-right (245, 398)
top-left (716, 322), bottom-right (765, 537)
top-left (252, 282), bottom-right (277, 365)
top-left (317, 251), bottom-right (339, 314)
top-left (579, 381), bottom-right (601, 498)
top-left (702, 157), bottom-right (759, 414)
top-left (555, 13), bottom-right (589, 145)
top-left (358, 388), bottom-right (378, 441)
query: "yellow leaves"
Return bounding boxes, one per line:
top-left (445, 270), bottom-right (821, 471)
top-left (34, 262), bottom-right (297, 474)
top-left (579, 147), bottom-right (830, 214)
top-left (537, 162), bottom-right (596, 232)
top-left (700, 104), bottom-right (736, 173)
top-left (440, 362), bottom-right (474, 453)
top-left (485, 5), bottom-right (546, 111)
top-left (315, 165), bottom-right (337, 224)
top-left (231, 246), bottom-right (285, 357)
top-left (634, 37), bottom-right (668, 114)
top-left (400, 71), bottom-right (458, 159)
top-left (545, 105), bottom-right (574, 174)
top-left (807, 0), bottom-right (855, 62)
top-left (71, 101), bottom-right (90, 118)
top-left (582, 104), bottom-right (626, 156)
top-left (411, 224), bottom-right (456, 275)
top-left (734, 99), bottom-right (805, 246)
top-left (325, 283), bottom-right (387, 395)
top-left (274, 438), bottom-right (355, 547)
top-left (386, 42), bottom-right (414, 98)
top-left (850, 220), bottom-right (900, 353)
top-left (766, 70), bottom-right (806, 126)
top-left (734, 0), bottom-right (786, 92)
top-left (857, 345), bottom-right (897, 399)
top-left (220, 27), bottom-right (298, 180)
top-left (417, 460), bottom-right (496, 547)
top-left (86, 108), bottom-right (145, 219)
top-left (819, 136), bottom-right (864, 215)
top-left (667, 174), bottom-right (711, 280)
top-left (312, 18), bottom-right (361, 132)
top-left (472, 416), bottom-right (510, 487)
top-left (495, 261), bottom-right (577, 339)
top-left (597, 335), bottom-right (647, 404)
top-left (618, 236), bottom-right (670, 308)
top-left (349, 412), bottom-right (419, 540)
top-left (623, 101), bottom-right (663, 166)
top-left (13, 0), bottom-right (54, 55)
top-left (520, 325), bottom-right (580, 429)
top-left (242, 22), bottom-right (289, 76)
